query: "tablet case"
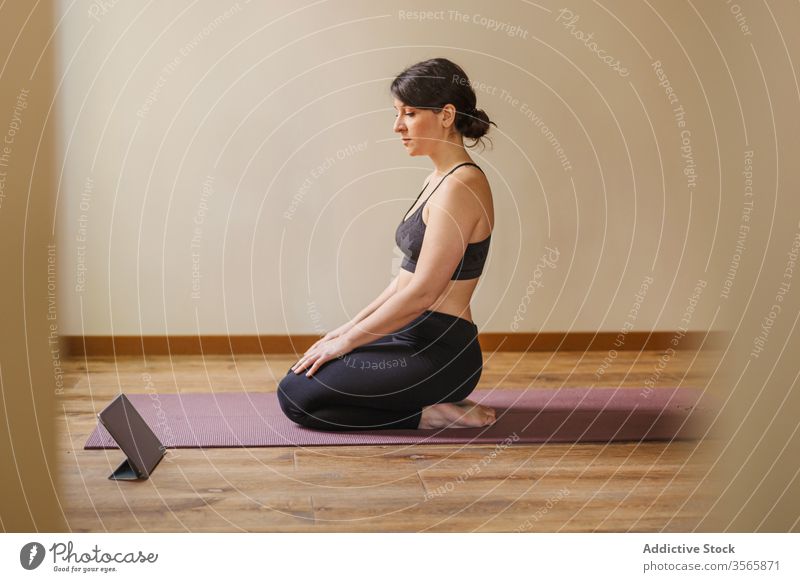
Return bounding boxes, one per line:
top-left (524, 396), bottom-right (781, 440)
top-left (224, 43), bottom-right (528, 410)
top-left (97, 393), bottom-right (166, 480)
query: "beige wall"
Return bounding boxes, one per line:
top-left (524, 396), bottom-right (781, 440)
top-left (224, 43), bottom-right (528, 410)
top-left (52, 0), bottom-right (753, 336)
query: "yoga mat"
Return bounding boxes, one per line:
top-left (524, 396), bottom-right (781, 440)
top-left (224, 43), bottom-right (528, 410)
top-left (83, 387), bottom-right (712, 448)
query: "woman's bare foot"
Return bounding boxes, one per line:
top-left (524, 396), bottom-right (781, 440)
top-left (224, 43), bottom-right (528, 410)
top-left (452, 398), bottom-right (497, 424)
top-left (418, 401), bottom-right (496, 429)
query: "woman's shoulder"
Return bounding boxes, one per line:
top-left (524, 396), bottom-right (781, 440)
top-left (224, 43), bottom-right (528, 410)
top-left (431, 164), bottom-right (492, 213)
top-left (450, 163), bottom-right (491, 195)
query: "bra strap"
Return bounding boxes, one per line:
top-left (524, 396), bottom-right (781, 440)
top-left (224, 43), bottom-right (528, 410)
top-left (401, 179), bottom-right (431, 222)
top-left (401, 162), bottom-right (484, 221)
top-left (419, 162), bottom-right (484, 207)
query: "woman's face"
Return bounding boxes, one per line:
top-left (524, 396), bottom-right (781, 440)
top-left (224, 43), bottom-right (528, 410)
top-left (393, 98), bottom-right (442, 156)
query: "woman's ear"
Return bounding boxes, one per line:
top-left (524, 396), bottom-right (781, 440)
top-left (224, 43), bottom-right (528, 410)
top-left (440, 103), bottom-right (457, 129)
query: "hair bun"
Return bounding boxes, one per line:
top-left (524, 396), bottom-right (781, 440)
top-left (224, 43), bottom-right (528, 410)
top-left (458, 107), bottom-right (495, 142)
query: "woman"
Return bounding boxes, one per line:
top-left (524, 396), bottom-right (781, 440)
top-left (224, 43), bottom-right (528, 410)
top-left (277, 57), bottom-right (498, 431)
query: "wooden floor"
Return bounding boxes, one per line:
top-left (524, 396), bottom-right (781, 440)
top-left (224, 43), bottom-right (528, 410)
top-left (58, 349), bottom-right (722, 532)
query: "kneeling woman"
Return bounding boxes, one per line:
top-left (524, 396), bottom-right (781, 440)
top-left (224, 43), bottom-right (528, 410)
top-left (277, 57), bottom-right (497, 431)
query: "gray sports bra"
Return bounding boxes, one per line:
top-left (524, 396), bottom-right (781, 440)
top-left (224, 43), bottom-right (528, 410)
top-left (394, 162), bottom-right (491, 280)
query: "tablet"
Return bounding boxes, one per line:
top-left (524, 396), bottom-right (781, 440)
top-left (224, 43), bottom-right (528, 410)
top-left (97, 393), bottom-right (166, 480)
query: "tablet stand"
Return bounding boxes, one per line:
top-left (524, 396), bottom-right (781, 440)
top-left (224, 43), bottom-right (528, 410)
top-left (97, 392), bottom-right (166, 481)
top-left (109, 457), bottom-right (145, 481)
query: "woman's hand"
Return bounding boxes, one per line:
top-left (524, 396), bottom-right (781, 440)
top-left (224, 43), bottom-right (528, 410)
top-left (305, 321), bottom-right (355, 353)
top-left (291, 335), bottom-right (356, 377)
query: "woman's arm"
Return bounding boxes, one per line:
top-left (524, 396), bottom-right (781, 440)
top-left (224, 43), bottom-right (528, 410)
top-left (294, 173), bottom-right (482, 376)
top-left (342, 180), bottom-right (477, 350)
top-left (349, 273), bottom-right (401, 325)
top-left (303, 274), bottom-right (401, 354)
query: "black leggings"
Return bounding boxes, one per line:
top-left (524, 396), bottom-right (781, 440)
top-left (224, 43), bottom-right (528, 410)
top-left (276, 310), bottom-right (483, 431)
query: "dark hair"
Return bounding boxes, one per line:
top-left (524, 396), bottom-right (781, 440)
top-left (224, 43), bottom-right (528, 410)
top-left (390, 57), bottom-right (497, 150)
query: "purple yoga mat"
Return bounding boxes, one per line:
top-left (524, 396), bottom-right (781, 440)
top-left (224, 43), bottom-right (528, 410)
top-left (83, 387), bottom-right (711, 448)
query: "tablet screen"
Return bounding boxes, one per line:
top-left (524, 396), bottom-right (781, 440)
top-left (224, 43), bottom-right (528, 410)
top-left (98, 394), bottom-right (165, 477)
